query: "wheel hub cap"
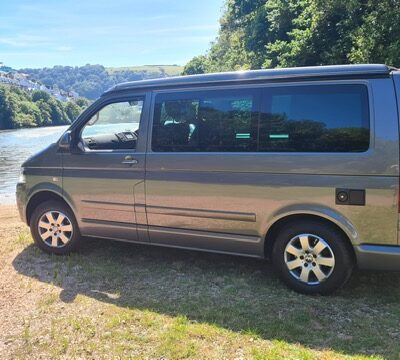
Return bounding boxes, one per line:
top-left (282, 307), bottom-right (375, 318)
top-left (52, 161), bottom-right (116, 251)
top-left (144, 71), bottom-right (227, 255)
top-left (304, 253), bottom-right (313, 263)
top-left (284, 233), bottom-right (335, 285)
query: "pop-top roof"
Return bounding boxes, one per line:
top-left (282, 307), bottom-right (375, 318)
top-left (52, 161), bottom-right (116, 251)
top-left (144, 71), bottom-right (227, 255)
top-left (104, 64), bottom-right (396, 95)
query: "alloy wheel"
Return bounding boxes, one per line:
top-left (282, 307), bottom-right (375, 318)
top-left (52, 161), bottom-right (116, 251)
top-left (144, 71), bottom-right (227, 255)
top-left (284, 233), bottom-right (335, 285)
top-left (37, 210), bottom-right (73, 248)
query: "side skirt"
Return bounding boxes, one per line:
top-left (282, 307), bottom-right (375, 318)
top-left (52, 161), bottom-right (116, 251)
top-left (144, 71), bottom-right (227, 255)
top-left (84, 231), bottom-right (264, 259)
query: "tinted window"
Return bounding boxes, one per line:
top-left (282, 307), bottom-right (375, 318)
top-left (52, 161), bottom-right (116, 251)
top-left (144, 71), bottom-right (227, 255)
top-left (259, 84), bottom-right (369, 152)
top-left (151, 84), bottom-right (369, 153)
top-left (152, 89), bottom-right (259, 152)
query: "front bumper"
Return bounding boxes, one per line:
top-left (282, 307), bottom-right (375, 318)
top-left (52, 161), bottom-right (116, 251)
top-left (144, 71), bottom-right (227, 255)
top-left (16, 182), bottom-right (28, 224)
top-left (355, 244), bottom-right (400, 271)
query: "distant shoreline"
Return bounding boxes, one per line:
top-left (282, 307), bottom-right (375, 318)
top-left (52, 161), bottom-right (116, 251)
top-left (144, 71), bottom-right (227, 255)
top-left (0, 124), bottom-right (69, 132)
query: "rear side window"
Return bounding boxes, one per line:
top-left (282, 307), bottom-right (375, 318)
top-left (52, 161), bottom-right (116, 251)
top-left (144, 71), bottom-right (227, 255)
top-left (151, 84), bottom-right (370, 153)
top-left (152, 89), bottom-right (259, 152)
top-left (259, 84), bottom-right (370, 152)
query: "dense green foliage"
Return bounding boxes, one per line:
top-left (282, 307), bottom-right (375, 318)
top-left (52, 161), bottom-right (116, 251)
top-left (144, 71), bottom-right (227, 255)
top-left (0, 85), bottom-right (89, 130)
top-left (22, 64), bottom-right (183, 100)
top-left (183, 0), bottom-right (400, 74)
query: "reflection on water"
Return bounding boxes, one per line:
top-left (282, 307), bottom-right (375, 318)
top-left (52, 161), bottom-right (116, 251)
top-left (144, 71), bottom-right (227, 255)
top-left (0, 126), bottom-right (68, 204)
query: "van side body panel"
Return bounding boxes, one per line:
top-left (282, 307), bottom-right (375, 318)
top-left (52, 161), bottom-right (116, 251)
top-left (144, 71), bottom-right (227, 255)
top-left (144, 79), bottom-right (399, 259)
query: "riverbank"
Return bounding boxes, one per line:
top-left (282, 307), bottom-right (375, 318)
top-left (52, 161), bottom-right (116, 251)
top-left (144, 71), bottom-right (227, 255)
top-left (0, 204), bottom-right (400, 359)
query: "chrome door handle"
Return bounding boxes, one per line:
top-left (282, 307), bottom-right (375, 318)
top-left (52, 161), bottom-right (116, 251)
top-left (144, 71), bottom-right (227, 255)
top-left (122, 156), bottom-right (138, 165)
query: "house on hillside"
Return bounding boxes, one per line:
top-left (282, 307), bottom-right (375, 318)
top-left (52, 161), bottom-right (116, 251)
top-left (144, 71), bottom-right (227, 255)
top-left (69, 90), bottom-right (79, 99)
top-left (0, 62), bottom-right (78, 102)
top-left (39, 84), bottom-right (51, 93)
top-left (54, 93), bottom-right (68, 102)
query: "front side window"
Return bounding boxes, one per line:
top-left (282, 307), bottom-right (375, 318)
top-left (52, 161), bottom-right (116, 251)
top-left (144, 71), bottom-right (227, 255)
top-left (259, 84), bottom-right (370, 152)
top-left (152, 89), bottom-right (258, 152)
top-left (81, 99), bottom-right (143, 150)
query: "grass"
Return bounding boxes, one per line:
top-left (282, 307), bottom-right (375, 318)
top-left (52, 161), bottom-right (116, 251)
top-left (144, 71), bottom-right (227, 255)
top-left (106, 65), bottom-right (184, 76)
top-left (1, 210), bottom-right (400, 359)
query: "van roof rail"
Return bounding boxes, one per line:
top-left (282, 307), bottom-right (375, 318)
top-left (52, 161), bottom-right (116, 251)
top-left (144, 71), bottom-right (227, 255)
top-left (103, 64), bottom-right (395, 95)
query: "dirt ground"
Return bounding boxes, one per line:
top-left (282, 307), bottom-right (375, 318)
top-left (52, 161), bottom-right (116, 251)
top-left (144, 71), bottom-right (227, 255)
top-left (0, 205), bottom-right (31, 357)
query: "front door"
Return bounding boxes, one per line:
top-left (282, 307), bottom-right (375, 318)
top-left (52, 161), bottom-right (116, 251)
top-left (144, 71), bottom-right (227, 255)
top-left (63, 94), bottom-right (148, 242)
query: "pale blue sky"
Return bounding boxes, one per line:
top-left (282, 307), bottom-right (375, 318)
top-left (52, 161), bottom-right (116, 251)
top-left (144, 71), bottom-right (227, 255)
top-left (0, 0), bottom-right (223, 69)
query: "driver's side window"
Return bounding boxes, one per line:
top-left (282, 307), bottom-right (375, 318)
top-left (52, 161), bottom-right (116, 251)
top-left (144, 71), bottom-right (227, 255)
top-left (81, 99), bottom-right (143, 151)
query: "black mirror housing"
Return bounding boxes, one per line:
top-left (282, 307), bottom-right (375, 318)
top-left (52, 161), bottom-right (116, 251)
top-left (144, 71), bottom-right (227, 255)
top-left (58, 130), bottom-right (72, 151)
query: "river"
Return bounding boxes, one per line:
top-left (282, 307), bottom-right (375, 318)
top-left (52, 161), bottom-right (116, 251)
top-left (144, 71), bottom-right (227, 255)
top-left (0, 126), bottom-right (68, 204)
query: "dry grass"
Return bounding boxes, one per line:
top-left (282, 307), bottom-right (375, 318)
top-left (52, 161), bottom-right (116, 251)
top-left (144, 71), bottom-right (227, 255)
top-left (0, 205), bottom-right (399, 359)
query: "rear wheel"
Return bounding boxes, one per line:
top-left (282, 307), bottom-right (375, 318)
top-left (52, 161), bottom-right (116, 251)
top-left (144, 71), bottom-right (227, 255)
top-left (272, 220), bottom-right (354, 295)
top-left (30, 200), bottom-right (81, 255)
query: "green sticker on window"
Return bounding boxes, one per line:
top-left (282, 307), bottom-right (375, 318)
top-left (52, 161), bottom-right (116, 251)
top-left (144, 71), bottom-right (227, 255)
top-left (269, 134), bottom-right (289, 139)
top-left (236, 133), bottom-right (250, 139)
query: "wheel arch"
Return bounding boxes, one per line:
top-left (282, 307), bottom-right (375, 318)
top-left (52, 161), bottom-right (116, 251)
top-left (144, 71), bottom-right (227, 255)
top-left (263, 213), bottom-right (356, 263)
top-left (26, 190), bottom-right (74, 226)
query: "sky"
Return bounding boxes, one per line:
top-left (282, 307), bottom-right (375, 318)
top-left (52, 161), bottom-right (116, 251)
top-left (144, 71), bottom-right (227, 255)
top-left (0, 0), bottom-right (223, 69)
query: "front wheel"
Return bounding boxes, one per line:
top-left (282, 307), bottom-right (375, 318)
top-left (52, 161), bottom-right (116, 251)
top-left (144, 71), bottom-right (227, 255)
top-left (30, 200), bottom-right (81, 255)
top-left (272, 220), bottom-right (354, 295)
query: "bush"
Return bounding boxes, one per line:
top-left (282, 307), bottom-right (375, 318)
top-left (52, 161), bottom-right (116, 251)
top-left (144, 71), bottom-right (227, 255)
top-left (32, 90), bottom-right (51, 102)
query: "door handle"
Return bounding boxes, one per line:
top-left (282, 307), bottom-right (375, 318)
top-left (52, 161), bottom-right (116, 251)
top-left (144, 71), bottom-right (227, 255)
top-left (122, 155), bottom-right (138, 165)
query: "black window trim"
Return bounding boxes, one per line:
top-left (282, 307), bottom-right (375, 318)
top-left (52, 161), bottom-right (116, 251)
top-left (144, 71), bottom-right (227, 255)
top-left (147, 80), bottom-right (373, 155)
top-left (75, 94), bottom-right (147, 154)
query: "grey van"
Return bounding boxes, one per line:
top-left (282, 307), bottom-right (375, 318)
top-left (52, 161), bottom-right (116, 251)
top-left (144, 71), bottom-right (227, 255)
top-left (16, 64), bottom-right (400, 294)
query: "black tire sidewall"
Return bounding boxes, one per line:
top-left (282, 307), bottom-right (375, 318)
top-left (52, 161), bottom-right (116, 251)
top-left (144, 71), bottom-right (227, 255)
top-left (30, 200), bottom-right (81, 255)
top-left (272, 220), bottom-right (354, 295)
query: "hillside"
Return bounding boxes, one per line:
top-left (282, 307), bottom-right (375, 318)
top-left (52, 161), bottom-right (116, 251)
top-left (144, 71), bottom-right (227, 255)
top-left (22, 64), bottom-right (183, 100)
top-left (0, 85), bottom-right (89, 130)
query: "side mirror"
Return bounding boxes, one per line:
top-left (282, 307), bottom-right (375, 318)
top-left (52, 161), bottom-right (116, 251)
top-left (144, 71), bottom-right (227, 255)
top-left (59, 130), bottom-right (84, 154)
top-left (58, 131), bottom-right (72, 151)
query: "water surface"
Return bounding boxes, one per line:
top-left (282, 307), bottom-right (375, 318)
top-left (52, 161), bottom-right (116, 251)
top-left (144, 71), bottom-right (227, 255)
top-left (0, 126), bottom-right (68, 204)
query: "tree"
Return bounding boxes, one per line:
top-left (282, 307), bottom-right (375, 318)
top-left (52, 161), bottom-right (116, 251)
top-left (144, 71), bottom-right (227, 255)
top-left (47, 98), bottom-right (69, 126)
top-left (0, 83), bottom-right (90, 130)
top-left (185, 0), bottom-right (400, 73)
top-left (182, 56), bottom-right (209, 75)
top-left (0, 86), bottom-right (15, 129)
top-left (19, 101), bottom-right (41, 125)
top-left (65, 101), bottom-right (82, 121)
top-left (75, 97), bottom-right (90, 108)
top-left (348, 0), bottom-right (400, 66)
top-left (36, 100), bottom-right (52, 126)
top-left (32, 90), bottom-right (51, 102)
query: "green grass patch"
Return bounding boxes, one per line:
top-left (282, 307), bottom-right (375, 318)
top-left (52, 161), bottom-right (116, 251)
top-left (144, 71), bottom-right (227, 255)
top-left (4, 228), bottom-right (400, 359)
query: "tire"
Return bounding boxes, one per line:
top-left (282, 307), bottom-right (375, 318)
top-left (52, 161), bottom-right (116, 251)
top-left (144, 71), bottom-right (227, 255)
top-left (272, 220), bottom-right (354, 295)
top-left (30, 200), bottom-right (81, 255)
